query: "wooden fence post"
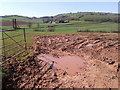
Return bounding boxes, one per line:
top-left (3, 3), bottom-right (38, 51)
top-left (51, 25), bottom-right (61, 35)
top-left (23, 28), bottom-right (27, 50)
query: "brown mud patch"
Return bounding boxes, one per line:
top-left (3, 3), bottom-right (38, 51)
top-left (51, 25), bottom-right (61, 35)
top-left (2, 21), bottom-right (37, 26)
top-left (3, 33), bottom-right (119, 88)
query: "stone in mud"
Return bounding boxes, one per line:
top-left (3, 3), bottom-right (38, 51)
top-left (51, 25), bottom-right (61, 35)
top-left (108, 61), bottom-right (115, 65)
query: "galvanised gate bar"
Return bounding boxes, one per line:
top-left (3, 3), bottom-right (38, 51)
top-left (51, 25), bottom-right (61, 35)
top-left (0, 28), bottom-right (27, 64)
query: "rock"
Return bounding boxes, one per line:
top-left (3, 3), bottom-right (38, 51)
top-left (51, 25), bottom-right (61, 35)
top-left (108, 61), bottom-right (115, 65)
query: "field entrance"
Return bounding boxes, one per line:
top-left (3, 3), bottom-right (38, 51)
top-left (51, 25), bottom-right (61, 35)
top-left (0, 28), bottom-right (27, 63)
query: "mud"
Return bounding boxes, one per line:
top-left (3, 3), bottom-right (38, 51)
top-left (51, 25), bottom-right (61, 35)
top-left (37, 54), bottom-right (85, 75)
top-left (3, 33), bottom-right (119, 88)
top-left (2, 21), bottom-right (37, 26)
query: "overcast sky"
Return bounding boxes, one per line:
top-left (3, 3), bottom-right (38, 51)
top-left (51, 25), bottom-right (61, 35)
top-left (0, 2), bottom-right (118, 17)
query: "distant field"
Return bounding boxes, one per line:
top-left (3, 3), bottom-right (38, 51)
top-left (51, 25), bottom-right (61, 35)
top-left (1, 21), bottom-right (118, 32)
top-left (2, 21), bottom-right (37, 26)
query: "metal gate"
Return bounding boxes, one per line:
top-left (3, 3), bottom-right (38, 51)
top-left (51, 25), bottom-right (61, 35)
top-left (0, 28), bottom-right (27, 64)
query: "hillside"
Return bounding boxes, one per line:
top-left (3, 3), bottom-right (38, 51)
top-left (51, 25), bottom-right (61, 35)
top-left (0, 15), bottom-right (43, 23)
top-left (41, 12), bottom-right (118, 23)
top-left (1, 12), bottom-right (119, 24)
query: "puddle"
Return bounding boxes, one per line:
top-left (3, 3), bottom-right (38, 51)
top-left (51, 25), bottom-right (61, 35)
top-left (86, 44), bottom-right (94, 47)
top-left (37, 54), bottom-right (85, 75)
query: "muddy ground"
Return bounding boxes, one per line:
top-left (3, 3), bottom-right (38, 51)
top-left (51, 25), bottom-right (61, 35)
top-left (3, 33), bottom-right (119, 89)
top-left (2, 21), bottom-right (37, 26)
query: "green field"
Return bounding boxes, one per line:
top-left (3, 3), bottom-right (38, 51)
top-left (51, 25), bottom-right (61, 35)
top-left (1, 21), bottom-right (118, 32)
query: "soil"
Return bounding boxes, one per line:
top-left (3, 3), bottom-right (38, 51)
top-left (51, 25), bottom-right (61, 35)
top-left (3, 33), bottom-right (119, 88)
top-left (2, 21), bottom-right (37, 26)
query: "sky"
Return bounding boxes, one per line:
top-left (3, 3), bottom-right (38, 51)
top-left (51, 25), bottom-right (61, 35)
top-left (0, 2), bottom-right (118, 17)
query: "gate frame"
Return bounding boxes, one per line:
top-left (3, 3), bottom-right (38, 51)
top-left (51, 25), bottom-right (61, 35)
top-left (0, 28), bottom-right (27, 64)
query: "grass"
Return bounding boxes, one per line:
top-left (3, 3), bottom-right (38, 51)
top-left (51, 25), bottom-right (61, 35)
top-left (2, 21), bottom-right (118, 32)
top-left (1, 30), bottom-right (25, 58)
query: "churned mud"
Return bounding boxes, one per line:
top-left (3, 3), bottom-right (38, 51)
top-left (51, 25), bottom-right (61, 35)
top-left (3, 33), bottom-right (119, 88)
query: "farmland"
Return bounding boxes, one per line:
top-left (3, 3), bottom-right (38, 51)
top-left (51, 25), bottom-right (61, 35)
top-left (1, 12), bottom-right (119, 88)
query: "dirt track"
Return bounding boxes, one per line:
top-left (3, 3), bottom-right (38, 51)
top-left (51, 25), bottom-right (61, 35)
top-left (3, 33), bottom-right (119, 88)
